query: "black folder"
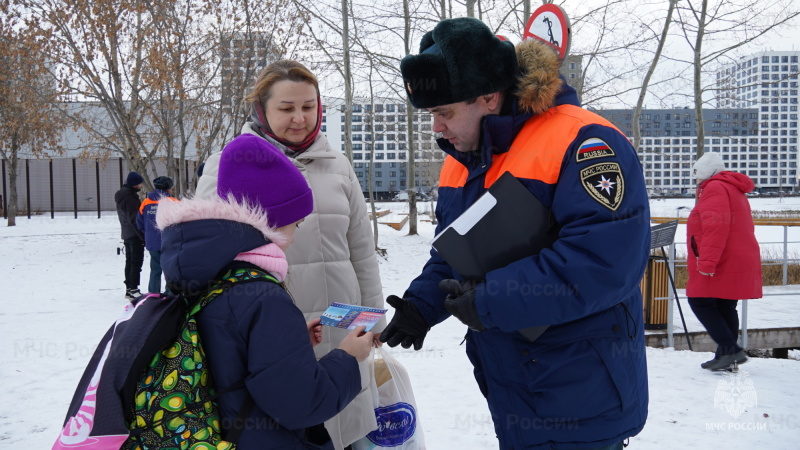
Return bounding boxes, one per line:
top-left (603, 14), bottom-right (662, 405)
top-left (432, 171), bottom-right (558, 280)
top-left (431, 172), bottom-right (558, 342)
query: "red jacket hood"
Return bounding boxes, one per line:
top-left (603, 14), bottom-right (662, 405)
top-left (700, 171), bottom-right (754, 194)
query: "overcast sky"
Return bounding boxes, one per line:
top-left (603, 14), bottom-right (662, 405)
top-left (318, 1), bottom-right (800, 110)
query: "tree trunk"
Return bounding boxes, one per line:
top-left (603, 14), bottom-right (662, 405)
top-left (466, 0), bottom-right (476, 17)
top-left (6, 140), bottom-right (18, 227)
top-left (693, 0), bottom-right (708, 160)
top-left (367, 79), bottom-right (382, 253)
top-left (342, 0), bottom-right (353, 163)
top-left (523, 1), bottom-right (531, 26)
top-left (403, 0), bottom-right (417, 235)
top-left (633, 0), bottom-right (677, 152)
top-left (407, 99), bottom-right (417, 235)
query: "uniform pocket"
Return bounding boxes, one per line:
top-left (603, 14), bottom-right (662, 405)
top-left (526, 340), bottom-right (623, 422)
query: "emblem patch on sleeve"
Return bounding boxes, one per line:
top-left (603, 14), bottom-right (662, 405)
top-left (576, 138), bottom-right (615, 162)
top-left (580, 162), bottom-right (624, 211)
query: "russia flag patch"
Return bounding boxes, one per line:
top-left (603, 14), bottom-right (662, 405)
top-left (576, 138), bottom-right (615, 162)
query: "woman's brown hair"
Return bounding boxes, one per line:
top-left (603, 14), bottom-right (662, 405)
top-left (245, 60), bottom-right (320, 106)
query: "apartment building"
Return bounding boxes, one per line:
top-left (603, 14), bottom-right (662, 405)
top-left (592, 52), bottom-right (800, 194)
top-left (322, 97), bottom-right (444, 199)
top-left (594, 108), bottom-right (768, 194)
top-left (715, 51), bottom-right (800, 192)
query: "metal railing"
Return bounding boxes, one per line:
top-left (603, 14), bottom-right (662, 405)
top-left (658, 232), bottom-right (800, 348)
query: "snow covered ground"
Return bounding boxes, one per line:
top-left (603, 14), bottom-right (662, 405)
top-left (1, 197), bottom-right (799, 449)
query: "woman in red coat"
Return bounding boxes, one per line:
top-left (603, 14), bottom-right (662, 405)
top-left (687, 152), bottom-right (762, 371)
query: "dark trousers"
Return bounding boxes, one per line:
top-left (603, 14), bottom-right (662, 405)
top-left (548, 442), bottom-right (623, 450)
top-left (148, 250), bottom-right (164, 294)
top-left (123, 236), bottom-right (145, 290)
top-left (688, 297), bottom-right (742, 356)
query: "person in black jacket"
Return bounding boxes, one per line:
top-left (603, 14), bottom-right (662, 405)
top-left (114, 171), bottom-right (145, 300)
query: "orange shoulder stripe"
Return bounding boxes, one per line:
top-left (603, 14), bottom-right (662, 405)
top-left (139, 197), bottom-right (159, 214)
top-left (485, 105), bottom-right (623, 187)
top-left (438, 155), bottom-right (468, 188)
top-left (437, 105), bottom-right (623, 189)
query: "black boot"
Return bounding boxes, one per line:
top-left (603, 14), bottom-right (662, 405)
top-left (702, 350), bottom-right (748, 371)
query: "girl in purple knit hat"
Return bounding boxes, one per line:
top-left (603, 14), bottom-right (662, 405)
top-left (155, 134), bottom-right (374, 449)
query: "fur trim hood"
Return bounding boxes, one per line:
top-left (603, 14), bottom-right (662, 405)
top-left (156, 195), bottom-right (290, 248)
top-left (514, 40), bottom-right (563, 115)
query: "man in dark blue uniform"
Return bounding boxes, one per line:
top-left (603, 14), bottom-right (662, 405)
top-left (380, 17), bottom-right (651, 450)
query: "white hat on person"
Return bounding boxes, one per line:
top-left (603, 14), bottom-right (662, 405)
top-left (693, 152), bottom-right (726, 180)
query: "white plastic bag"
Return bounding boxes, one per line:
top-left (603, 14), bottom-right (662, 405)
top-left (351, 346), bottom-right (426, 450)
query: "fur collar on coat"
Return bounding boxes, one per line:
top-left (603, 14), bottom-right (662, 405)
top-left (514, 40), bottom-right (565, 115)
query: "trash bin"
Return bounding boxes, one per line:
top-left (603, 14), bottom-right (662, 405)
top-left (639, 258), bottom-right (669, 330)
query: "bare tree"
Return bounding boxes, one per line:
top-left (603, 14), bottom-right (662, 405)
top-left (466, 0), bottom-right (477, 17)
top-left (290, 0), bottom-right (357, 163)
top-left (365, 80), bottom-right (389, 255)
top-left (301, 0), bottom-right (439, 235)
top-left (351, 4), bottom-right (389, 253)
top-left (356, 0), bottom-right (433, 235)
top-left (401, 0), bottom-right (420, 235)
top-left (142, 0), bottom-right (306, 195)
top-left (26, 0), bottom-right (306, 194)
top-left (342, 0), bottom-right (355, 163)
top-left (24, 0), bottom-right (161, 186)
top-left (568, 1), bottom-right (654, 107)
top-left (471, 1), bottom-right (656, 109)
top-left (429, 0), bottom-right (449, 20)
top-left (673, 0), bottom-right (800, 157)
top-left (416, 144), bottom-right (445, 224)
top-left (142, 1), bottom-right (198, 195)
top-left (0, 5), bottom-right (65, 226)
top-left (632, 0), bottom-right (677, 153)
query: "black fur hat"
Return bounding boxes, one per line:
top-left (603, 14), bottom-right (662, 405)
top-left (153, 176), bottom-right (174, 191)
top-left (400, 18), bottom-right (518, 109)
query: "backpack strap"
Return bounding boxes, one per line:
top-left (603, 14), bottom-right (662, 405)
top-left (201, 379), bottom-right (255, 443)
top-left (214, 380), bottom-right (256, 444)
top-left (189, 262), bottom-right (280, 316)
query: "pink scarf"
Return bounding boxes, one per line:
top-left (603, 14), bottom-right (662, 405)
top-left (233, 243), bottom-right (288, 282)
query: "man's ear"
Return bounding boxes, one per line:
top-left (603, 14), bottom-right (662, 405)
top-left (481, 92), bottom-right (503, 113)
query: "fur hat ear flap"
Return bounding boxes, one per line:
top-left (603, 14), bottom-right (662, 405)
top-left (418, 31), bottom-right (435, 52)
top-left (401, 18), bottom-right (518, 109)
top-left (400, 52), bottom-right (453, 107)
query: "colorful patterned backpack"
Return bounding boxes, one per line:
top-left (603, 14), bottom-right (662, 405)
top-left (53, 264), bottom-right (279, 450)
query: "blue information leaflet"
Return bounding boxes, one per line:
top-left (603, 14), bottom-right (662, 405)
top-left (320, 302), bottom-right (387, 332)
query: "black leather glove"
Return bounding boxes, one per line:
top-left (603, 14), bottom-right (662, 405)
top-left (439, 279), bottom-right (486, 332)
top-left (380, 295), bottom-right (430, 350)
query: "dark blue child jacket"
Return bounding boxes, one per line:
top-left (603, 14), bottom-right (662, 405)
top-left (160, 214), bottom-right (361, 449)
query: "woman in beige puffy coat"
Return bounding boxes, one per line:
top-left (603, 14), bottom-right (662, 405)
top-left (196, 60), bottom-right (384, 450)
